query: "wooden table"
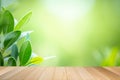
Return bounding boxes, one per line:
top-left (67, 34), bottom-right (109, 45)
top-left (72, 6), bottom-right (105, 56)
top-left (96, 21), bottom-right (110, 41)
top-left (0, 67), bottom-right (120, 80)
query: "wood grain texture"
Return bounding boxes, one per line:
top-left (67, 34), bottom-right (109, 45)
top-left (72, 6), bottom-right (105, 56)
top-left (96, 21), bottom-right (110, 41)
top-left (0, 67), bottom-right (120, 80)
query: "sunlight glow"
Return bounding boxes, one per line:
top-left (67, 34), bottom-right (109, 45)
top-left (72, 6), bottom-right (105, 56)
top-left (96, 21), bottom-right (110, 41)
top-left (43, 0), bottom-right (95, 23)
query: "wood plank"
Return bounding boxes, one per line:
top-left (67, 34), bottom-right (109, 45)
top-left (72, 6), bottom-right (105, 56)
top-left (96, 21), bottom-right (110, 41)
top-left (8, 67), bottom-right (35, 80)
top-left (0, 67), bottom-right (120, 80)
top-left (53, 67), bottom-right (68, 80)
top-left (0, 67), bottom-right (6, 71)
top-left (105, 67), bottom-right (120, 76)
top-left (0, 67), bottom-right (26, 80)
top-left (95, 67), bottom-right (120, 80)
top-left (75, 67), bottom-right (94, 80)
top-left (65, 67), bottom-right (83, 80)
top-left (25, 67), bottom-right (46, 80)
top-left (0, 67), bottom-right (16, 76)
top-left (86, 67), bottom-right (110, 80)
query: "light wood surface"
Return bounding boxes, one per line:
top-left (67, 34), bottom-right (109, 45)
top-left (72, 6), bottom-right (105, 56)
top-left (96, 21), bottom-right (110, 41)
top-left (0, 67), bottom-right (120, 80)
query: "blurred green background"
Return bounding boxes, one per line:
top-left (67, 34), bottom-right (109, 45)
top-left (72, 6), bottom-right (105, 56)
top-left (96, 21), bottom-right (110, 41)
top-left (2, 0), bottom-right (120, 66)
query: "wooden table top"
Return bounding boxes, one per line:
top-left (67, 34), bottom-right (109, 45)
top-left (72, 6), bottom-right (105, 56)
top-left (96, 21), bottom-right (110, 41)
top-left (0, 67), bottom-right (120, 80)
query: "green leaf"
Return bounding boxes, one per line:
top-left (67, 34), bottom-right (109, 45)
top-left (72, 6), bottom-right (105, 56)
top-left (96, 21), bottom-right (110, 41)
top-left (11, 44), bottom-right (18, 60)
top-left (14, 11), bottom-right (32, 30)
top-left (101, 47), bottom-right (118, 66)
top-left (8, 57), bottom-right (16, 66)
top-left (29, 56), bottom-right (43, 65)
top-left (4, 31), bottom-right (21, 49)
top-left (2, 10), bottom-right (14, 34)
top-left (19, 41), bottom-right (32, 66)
top-left (0, 52), bottom-right (4, 66)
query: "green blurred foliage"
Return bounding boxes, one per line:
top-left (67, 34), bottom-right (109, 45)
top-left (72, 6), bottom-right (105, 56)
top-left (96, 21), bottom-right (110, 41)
top-left (3, 0), bottom-right (120, 66)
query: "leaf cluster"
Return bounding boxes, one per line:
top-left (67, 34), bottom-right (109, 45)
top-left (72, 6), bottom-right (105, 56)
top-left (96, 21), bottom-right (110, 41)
top-left (0, 9), bottom-right (43, 66)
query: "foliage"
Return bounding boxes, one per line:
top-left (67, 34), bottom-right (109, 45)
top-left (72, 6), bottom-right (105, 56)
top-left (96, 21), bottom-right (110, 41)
top-left (0, 8), bottom-right (43, 66)
top-left (93, 47), bottom-right (120, 66)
